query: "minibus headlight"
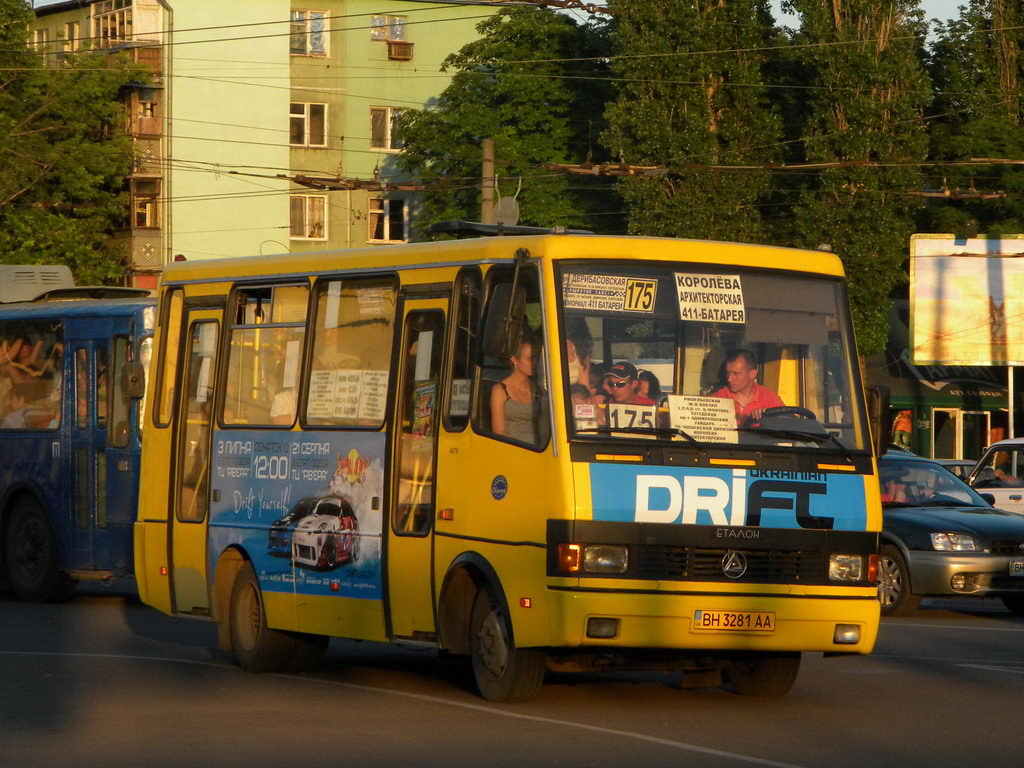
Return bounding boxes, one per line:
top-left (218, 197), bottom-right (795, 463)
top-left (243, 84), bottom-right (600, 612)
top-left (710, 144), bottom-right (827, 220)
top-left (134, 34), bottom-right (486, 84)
top-left (583, 545), bottom-right (629, 574)
top-left (931, 533), bottom-right (978, 551)
top-left (828, 554), bottom-right (864, 582)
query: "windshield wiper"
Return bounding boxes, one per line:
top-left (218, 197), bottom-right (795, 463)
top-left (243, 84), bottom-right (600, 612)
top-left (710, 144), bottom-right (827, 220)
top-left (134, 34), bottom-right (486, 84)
top-left (575, 425), bottom-right (705, 451)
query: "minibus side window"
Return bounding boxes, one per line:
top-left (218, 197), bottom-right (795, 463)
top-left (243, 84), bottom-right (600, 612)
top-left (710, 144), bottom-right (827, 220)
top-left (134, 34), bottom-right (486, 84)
top-left (444, 267), bottom-right (481, 432)
top-left (222, 284), bottom-right (309, 428)
top-left (474, 266), bottom-right (550, 449)
top-left (304, 276), bottom-right (398, 429)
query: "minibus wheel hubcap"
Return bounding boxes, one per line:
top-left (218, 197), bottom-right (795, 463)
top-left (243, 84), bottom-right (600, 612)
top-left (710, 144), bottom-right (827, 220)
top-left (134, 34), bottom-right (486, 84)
top-left (478, 609), bottom-right (509, 677)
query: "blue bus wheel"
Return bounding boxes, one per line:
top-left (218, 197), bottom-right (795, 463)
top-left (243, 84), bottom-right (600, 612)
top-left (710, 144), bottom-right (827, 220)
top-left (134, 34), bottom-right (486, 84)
top-left (4, 497), bottom-right (74, 602)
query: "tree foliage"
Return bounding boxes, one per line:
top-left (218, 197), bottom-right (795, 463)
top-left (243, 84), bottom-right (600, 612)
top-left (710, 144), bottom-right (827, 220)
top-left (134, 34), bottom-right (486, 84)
top-left (926, 0), bottom-right (1024, 235)
top-left (393, 8), bottom-right (614, 238)
top-left (0, 0), bottom-right (138, 283)
top-left (602, 0), bottom-right (783, 243)
top-left (785, 0), bottom-right (931, 355)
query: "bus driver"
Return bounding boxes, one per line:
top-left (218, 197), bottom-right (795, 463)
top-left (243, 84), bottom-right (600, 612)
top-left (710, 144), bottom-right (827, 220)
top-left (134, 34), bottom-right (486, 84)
top-left (713, 349), bottom-right (783, 427)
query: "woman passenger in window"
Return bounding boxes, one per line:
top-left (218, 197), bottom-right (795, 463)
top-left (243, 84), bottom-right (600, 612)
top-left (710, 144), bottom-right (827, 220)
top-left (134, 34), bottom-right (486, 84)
top-left (491, 334), bottom-right (540, 444)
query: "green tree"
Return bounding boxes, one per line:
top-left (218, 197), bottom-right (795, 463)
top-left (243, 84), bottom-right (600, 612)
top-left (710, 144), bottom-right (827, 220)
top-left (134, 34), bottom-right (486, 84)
top-left (786, 0), bottom-right (931, 355)
top-left (394, 8), bottom-right (614, 238)
top-left (0, 0), bottom-right (138, 283)
top-left (926, 0), bottom-right (1024, 236)
top-left (602, 0), bottom-right (783, 243)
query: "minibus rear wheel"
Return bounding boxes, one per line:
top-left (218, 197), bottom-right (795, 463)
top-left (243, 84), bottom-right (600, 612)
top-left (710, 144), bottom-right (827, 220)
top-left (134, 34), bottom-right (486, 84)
top-left (469, 585), bottom-right (546, 702)
top-left (229, 561), bottom-right (300, 673)
top-left (725, 652), bottom-right (801, 696)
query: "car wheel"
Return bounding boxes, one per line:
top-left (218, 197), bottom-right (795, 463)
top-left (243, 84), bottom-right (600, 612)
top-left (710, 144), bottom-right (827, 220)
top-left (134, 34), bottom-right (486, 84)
top-left (725, 652), bottom-right (801, 697)
top-left (878, 545), bottom-right (921, 617)
top-left (469, 585), bottom-right (546, 703)
top-left (4, 497), bottom-right (75, 602)
top-left (1001, 595), bottom-right (1024, 616)
top-left (229, 561), bottom-right (298, 672)
top-left (323, 537), bottom-right (337, 569)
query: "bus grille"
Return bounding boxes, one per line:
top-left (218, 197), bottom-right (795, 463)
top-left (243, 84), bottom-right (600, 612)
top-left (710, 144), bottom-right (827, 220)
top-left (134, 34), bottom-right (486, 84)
top-left (636, 545), bottom-right (822, 583)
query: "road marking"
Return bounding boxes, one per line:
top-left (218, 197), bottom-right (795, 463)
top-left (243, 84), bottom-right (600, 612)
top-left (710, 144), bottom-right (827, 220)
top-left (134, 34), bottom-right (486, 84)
top-left (0, 650), bottom-right (809, 768)
top-left (271, 673), bottom-right (812, 768)
top-left (872, 654), bottom-right (1024, 666)
top-left (958, 663), bottom-right (1024, 675)
top-left (883, 622), bottom-right (1024, 633)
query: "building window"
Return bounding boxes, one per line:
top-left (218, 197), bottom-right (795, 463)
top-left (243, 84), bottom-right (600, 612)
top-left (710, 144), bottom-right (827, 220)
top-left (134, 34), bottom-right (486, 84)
top-left (290, 195), bottom-right (327, 240)
top-left (65, 21), bottom-right (80, 51)
top-left (370, 15), bottom-right (405, 41)
top-left (132, 88), bottom-right (160, 136)
top-left (290, 103), bottom-right (327, 147)
top-left (32, 28), bottom-right (49, 50)
top-left (368, 198), bottom-right (406, 243)
top-left (290, 10), bottom-right (326, 56)
top-left (93, 0), bottom-right (133, 47)
top-left (132, 179), bottom-right (160, 228)
top-left (370, 106), bottom-right (405, 150)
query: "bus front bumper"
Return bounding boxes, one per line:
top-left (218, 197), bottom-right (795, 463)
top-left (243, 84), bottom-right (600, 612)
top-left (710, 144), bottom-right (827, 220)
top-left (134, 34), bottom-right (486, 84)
top-left (545, 586), bottom-right (880, 655)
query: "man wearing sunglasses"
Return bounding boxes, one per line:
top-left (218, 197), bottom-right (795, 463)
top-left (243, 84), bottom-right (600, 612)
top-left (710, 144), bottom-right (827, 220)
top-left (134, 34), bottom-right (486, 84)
top-left (602, 361), bottom-right (656, 405)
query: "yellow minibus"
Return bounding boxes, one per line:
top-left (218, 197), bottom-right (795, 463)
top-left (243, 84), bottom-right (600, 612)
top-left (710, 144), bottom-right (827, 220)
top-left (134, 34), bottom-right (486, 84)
top-left (135, 228), bottom-right (882, 701)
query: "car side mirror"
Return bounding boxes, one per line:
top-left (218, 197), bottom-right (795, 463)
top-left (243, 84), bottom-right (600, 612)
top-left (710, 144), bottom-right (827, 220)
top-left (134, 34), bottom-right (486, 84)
top-left (979, 493), bottom-right (996, 506)
top-left (121, 361), bottom-right (146, 399)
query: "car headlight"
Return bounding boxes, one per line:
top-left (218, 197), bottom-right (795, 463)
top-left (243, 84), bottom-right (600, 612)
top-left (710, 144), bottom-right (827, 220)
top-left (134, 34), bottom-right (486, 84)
top-left (930, 533), bottom-right (978, 551)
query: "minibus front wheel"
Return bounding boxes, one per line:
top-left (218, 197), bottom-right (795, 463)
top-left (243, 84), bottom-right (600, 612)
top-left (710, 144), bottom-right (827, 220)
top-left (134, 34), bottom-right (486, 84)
top-left (470, 584), bottom-right (546, 703)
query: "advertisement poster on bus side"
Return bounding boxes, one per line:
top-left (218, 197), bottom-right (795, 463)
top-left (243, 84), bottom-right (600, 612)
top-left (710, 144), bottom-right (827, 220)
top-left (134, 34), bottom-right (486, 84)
top-left (208, 430), bottom-right (386, 599)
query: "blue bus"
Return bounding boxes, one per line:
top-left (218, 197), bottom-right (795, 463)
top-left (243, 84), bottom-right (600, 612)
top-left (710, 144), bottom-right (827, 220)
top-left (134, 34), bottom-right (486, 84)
top-left (0, 291), bottom-right (154, 600)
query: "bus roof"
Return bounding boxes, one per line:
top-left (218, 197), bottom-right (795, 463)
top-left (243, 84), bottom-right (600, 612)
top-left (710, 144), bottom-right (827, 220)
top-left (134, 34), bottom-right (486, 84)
top-left (159, 234), bottom-right (845, 286)
top-left (0, 296), bottom-right (155, 321)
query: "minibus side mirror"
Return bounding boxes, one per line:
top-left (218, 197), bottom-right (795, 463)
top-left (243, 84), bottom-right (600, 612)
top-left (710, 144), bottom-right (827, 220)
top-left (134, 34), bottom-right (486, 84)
top-left (121, 361), bottom-right (146, 399)
top-left (867, 385), bottom-right (891, 458)
top-left (980, 492), bottom-right (996, 506)
top-left (482, 282), bottom-right (527, 360)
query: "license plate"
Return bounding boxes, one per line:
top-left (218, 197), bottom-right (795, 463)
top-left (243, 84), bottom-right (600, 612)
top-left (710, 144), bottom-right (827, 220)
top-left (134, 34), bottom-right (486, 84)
top-left (1009, 560), bottom-right (1024, 577)
top-left (692, 610), bottom-right (776, 632)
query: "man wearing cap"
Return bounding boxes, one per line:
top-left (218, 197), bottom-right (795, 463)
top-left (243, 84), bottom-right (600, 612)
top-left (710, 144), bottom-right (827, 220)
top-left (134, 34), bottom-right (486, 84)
top-left (712, 349), bottom-right (783, 426)
top-left (602, 361), bottom-right (656, 405)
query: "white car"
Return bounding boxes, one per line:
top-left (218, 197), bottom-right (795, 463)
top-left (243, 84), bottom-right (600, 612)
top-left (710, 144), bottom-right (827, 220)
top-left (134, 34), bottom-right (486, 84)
top-left (969, 438), bottom-right (1024, 515)
top-left (291, 496), bottom-right (360, 570)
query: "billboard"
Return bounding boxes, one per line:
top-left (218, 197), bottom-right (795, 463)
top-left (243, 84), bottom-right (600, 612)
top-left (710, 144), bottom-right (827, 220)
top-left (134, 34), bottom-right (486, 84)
top-left (910, 234), bottom-right (1024, 366)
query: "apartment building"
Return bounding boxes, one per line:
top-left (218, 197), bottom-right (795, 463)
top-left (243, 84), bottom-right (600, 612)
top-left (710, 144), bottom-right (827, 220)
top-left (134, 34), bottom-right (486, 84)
top-left (33, 0), bottom-right (498, 287)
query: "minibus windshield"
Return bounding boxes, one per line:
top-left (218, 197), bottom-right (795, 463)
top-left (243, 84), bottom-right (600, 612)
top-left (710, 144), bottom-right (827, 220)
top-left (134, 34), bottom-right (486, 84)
top-left (559, 263), bottom-right (867, 451)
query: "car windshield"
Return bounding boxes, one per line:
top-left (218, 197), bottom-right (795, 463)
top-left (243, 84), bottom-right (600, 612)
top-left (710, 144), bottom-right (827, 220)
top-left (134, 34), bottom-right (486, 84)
top-left (559, 263), bottom-right (867, 451)
top-left (880, 458), bottom-right (987, 507)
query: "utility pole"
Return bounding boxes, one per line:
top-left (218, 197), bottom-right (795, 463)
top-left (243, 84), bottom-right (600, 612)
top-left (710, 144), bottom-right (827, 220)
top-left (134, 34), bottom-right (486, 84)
top-left (481, 139), bottom-right (495, 224)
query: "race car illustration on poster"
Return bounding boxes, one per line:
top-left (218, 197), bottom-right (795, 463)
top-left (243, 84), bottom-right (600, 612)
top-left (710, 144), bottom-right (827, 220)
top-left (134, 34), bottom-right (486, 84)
top-left (268, 495), bottom-right (360, 570)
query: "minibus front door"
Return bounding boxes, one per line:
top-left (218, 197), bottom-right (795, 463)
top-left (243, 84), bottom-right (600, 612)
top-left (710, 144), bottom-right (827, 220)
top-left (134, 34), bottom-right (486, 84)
top-left (387, 300), bottom-right (447, 638)
top-left (169, 314), bottom-right (220, 615)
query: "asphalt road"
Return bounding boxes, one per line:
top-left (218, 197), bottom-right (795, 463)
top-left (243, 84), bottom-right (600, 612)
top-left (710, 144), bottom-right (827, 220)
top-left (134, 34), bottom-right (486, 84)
top-left (1, 584), bottom-right (1021, 768)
